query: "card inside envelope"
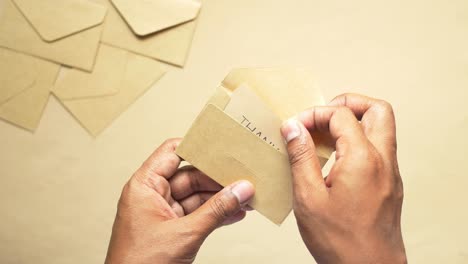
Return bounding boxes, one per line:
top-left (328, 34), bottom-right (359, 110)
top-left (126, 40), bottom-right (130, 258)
top-left (177, 102), bottom-right (293, 224)
top-left (176, 68), bottom-right (334, 225)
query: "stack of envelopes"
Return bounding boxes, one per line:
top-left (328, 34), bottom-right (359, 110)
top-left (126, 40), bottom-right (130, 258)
top-left (0, 0), bottom-right (202, 135)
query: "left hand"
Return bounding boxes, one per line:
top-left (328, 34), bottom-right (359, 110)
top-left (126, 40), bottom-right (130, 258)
top-left (105, 138), bottom-right (255, 264)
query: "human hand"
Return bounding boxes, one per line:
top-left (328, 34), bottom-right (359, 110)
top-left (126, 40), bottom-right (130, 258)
top-left (105, 138), bottom-right (255, 264)
top-left (281, 94), bottom-right (406, 263)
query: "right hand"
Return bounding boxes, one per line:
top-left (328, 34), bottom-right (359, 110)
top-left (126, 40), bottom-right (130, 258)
top-left (281, 93), bottom-right (407, 263)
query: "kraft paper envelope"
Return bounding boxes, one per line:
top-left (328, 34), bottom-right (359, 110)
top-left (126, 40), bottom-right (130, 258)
top-left (176, 68), bottom-right (334, 224)
top-left (57, 48), bottom-right (166, 136)
top-left (222, 68), bottom-right (334, 160)
top-left (111, 0), bottom-right (201, 36)
top-left (0, 48), bottom-right (60, 131)
top-left (12, 0), bottom-right (107, 42)
top-left (53, 44), bottom-right (126, 100)
top-left (0, 0), bottom-right (104, 71)
top-left (101, 0), bottom-right (198, 66)
top-left (0, 48), bottom-right (38, 104)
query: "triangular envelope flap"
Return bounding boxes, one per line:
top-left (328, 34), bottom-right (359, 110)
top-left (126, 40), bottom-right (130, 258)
top-left (53, 44), bottom-right (126, 100)
top-left (176, 104), bottom-right (293, 225)
top-left (12, 0), bottom-right (107, 42)
top-left (221, 68), bottom-right (335, 159)
top-left (0, 48), bottom-right (38, 104)
top-left (111, 0), bottom-right (201, 36)
top-left (59, 52), bottom-right (166, 136)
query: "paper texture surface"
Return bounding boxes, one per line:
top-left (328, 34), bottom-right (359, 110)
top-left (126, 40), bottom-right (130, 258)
top-left (0, 49), bottom-right (59, 131)
top-left (224, 85), bottom-right (286, 154)
top-left (177, 68), bottom-right (333, 224)
top-left (0, 48), bottom-right (38, 104)
top-left (0, 0), bottom-right (102, 71)
top-left (101, 0), bottom-right (198, 66)
top-left (58, 52), bottom-right (166, 136)
top-left (111, 0), bottom-right (200, 36)
top-left (53, 44), bottom-right (126, 100)
top-left (12, 0), bottom-right (107, 42)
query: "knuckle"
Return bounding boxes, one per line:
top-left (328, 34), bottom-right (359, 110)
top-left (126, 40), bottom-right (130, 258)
top-left (163, 137), bottom-right (180, 146)
top-left (188, 170), bottom-right (201, 192)
top-left (289, 142), bottom-right (313, 167)
top-left (118, 179), bottom-right (137, 208)
top-left (354, 144), bottom-right (374, 163)
top-left (209, 197), bottom-right (231, 220)
top-left (332, 93), bottom-right (351, 105)
top-left (335, 106), bottom-right (354, 117)
top-left (375, 100), bottom-right (394, 115)
top-left (124, 176), bottom-right (140, 193)
top-left (197, 194), bottom-right (208, 207)
top-left (380, 181), bottom-right (395, 201)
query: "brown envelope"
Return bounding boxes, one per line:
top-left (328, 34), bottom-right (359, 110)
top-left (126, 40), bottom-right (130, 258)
top-left (0, 48), bottom-right (60, 131)
top-left (176, 68), bottom-right (334, 225)
top-left (101, 0), bottom-right (199, 67)
top-left (53, 44), bottom-right (126, 100)
top-left (111, 0), bottom-right (201, 36)
top-left (0, 0), bottom-right (105, 71)
top-left (0, 48), bottom-right (38, 104)
top-left (55, 45), bottom-right (167, 136)
top-left (12, 0), bottom-right (107, 42)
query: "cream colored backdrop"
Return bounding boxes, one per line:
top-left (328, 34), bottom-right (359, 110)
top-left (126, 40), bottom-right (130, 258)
top-left (1, 0), bottom-right (467, 263)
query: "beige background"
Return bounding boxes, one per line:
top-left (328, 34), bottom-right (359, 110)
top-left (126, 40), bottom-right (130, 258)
top-left (1, 0), bottom-right (467, 263)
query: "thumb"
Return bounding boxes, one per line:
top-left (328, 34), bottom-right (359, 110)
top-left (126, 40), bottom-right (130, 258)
top-left (281, 118), bottom-right (326, 199)
top-left (189, 180), bottom-right (255, 235)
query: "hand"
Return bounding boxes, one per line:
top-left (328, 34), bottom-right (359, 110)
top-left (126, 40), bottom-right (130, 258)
top-left (281, 94), bottom-right (406, 263)
top-left (105, 138), bottom-right (255, 264)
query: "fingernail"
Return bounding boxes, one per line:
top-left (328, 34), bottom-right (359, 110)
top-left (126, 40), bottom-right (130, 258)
top-left (281, 118), bottom-right (301, 143)
top-left (231, 181), bottom-right (255, 204)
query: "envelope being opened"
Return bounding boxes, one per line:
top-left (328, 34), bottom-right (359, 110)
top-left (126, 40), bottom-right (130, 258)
top-left (101, 0), bottom-right (201, 67)
top-left (176, 68), bottom-right (335, 225)
top-left (0, 0), bottom-right (106, 71)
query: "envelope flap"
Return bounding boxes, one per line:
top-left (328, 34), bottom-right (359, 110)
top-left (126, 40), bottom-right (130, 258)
top-left (53, 44), bottom-right (126, 100)
top-left (111, 0), bottom-right (201, 36)
top-left (12, 0), bottom-right (107, 42)
top-left (176, 103), bottom-right (293, 225)
top-left (0, 48), bottom-right (38, 104)
top-left (222, 68), bottom-right (335, 158)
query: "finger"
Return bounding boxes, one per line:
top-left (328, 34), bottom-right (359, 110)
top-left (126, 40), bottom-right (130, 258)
top-left (149, 176), bottom-right (172, 202)
top-left (169, 166), bottom-right (223, 200)
top-left (281, 118), bottom-right (327, 201)
top-left (328, 93), bottom-right (397, 157)
top-left (136, 138), bottom-right (182, 182)
top-left (143, 176), bottom-right (185, 218)
top-left (169, 198), bottom-right (185, 218)
top-left (188, 180), bottom-right (255, 235)
top-left (296, 106), bottom-right (368, 160)
top-left (179, 192), bottom-right (216, 214)
top-left (222, 210), bottom-right (247, 226)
